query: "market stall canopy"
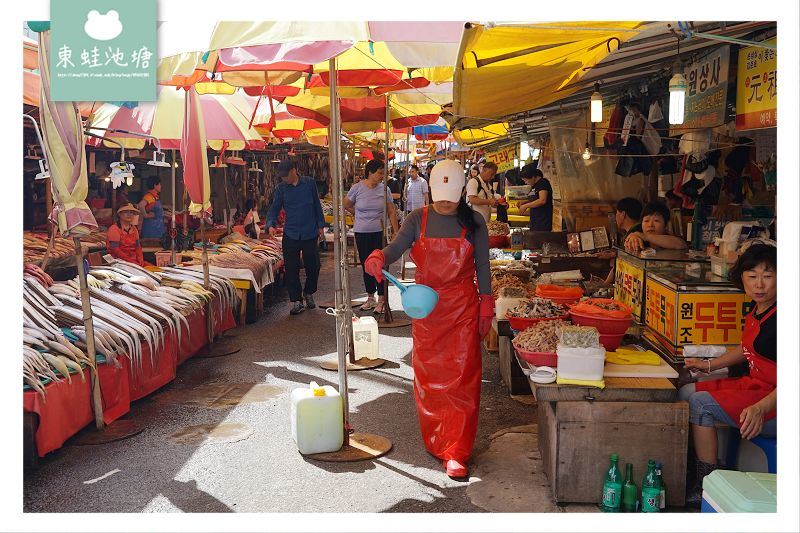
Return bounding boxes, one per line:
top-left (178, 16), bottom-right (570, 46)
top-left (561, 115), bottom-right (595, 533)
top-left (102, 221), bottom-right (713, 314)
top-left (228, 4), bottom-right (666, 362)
top-left (23, 36), bottom-right (38, 70)
top-left (453, 122), bottom-right (510, 147)
top-left (85, 86), bottom-right (266, 151)
top-left (449, 21), bottom-right (646, 129)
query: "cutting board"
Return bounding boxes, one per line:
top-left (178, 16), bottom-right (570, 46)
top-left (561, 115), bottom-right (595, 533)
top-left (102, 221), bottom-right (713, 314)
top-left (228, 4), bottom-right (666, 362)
top-left (603, 359), bottom-right (678, 379)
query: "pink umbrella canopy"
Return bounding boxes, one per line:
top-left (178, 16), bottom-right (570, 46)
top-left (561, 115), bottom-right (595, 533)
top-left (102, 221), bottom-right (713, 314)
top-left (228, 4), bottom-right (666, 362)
top-left (37, 30), bottom-right (97, 236)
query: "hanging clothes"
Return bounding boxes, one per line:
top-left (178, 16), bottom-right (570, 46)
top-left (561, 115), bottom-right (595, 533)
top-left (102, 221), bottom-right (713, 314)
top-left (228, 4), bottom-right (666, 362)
top-left (695, 305), bottom-right (777, 424)
top-left (408, 207), bottom-right (482, 464)
top-left (604, 103), bottom-right (625, 148)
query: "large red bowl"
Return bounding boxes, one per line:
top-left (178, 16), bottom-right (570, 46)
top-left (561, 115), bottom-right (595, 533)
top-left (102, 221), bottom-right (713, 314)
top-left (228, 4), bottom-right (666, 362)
top-left (599, 333), bottom-right (626, 351)
top-left (514, 347), bottom-right (558, 367)
top-left (488, 235), bottom-right (510, 249)
top-left (569, 310), bottom-right (632, 335)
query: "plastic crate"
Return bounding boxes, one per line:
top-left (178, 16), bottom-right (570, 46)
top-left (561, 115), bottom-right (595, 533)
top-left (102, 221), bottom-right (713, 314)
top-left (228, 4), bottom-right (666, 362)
top-left (701, 470), bottom-right (776, 513)
top-left (155, 251), bottom-right (173, 267)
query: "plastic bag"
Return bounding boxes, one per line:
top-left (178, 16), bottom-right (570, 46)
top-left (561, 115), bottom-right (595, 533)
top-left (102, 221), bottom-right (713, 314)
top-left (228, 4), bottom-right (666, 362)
top-left (559, 325), bottom-right (600, 348)
top-left (569, 298), bottom-right (633, 318)
top-left (642, 121), bottom-right (662, 156)
top-left (535, 284), bottom-right (584, 299)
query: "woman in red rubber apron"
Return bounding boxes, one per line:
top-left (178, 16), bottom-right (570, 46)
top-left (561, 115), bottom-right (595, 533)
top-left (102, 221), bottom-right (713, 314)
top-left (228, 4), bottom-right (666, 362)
top-left (679, 243), bottom-right (777, 506)
top-left (364, 160), bottom-right (494, 478)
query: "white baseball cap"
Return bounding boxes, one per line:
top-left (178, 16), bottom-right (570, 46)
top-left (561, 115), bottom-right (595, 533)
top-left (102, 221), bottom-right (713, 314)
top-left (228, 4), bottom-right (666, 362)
top-left (429, 160), bottom-right (465, 203)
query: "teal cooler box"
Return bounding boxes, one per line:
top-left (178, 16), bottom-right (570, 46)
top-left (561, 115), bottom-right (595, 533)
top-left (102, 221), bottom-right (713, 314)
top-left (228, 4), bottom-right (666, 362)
top-left (701, 470), bottom-right (776, 513)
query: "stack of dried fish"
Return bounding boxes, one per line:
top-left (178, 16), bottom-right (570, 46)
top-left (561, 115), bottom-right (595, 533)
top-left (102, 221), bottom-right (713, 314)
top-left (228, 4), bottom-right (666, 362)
top-left (491, 272), bottom-right (535, 298)
top-left (23, 231), bottom-right (106, 265)
top-left (487, 220), bottom-right (511, 237)
top-left (23, 277), bottom-right (93, 397)
top-left (512, 319), bottom-right (569, 353)
top-left (507, 298), bottom-right (566, 319)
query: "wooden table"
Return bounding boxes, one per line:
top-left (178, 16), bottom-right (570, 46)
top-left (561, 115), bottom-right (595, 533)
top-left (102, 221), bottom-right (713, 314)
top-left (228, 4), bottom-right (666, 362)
top-left (497, 321), bottom-right (533, 395)
top-left (528, 375), bottom-right (688, 507)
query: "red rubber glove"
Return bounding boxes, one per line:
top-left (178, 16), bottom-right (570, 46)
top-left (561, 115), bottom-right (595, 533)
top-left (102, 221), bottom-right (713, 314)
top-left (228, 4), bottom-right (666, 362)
top-left (364, 249), bottom-right (386, 283)
top-left (478, 294), bottom-right (495, 339)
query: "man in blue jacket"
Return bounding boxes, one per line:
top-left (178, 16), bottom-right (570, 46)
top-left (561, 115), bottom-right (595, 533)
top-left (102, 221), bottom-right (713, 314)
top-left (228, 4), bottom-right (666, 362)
top-left (267, 160), bottom-right (325, 315)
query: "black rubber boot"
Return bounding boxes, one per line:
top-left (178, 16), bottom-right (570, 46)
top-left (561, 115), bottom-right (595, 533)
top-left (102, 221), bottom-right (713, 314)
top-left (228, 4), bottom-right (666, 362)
top-left (685, 460), bottom-right (718, 508)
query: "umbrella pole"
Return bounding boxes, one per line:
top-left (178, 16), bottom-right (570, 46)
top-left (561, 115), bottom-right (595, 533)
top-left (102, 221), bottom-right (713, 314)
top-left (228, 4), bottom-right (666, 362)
top-left (171, 149), bottom-right (177, 264)
top-left (74, 237), bottom-right (104, 430)
top-left (379, 95), bottom-right (395, 325)
top-left (200, 216), bottom-right (213, 344)
top-left (401, 128), bottom-right (411, 281)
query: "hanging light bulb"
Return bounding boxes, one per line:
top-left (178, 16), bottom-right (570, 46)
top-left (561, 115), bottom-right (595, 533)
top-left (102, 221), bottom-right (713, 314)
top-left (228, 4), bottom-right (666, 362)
top-left (590, 83), bottom-right (603, 123)
top-left (668, 72), bottom-right (688, 124)
top-left (582, 143), bottom-right (592, 160)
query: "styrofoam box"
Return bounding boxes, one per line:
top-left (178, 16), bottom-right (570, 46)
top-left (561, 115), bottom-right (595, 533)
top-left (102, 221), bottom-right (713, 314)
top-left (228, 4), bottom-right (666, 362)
top-left (556, 344), bottom-right (606, 381)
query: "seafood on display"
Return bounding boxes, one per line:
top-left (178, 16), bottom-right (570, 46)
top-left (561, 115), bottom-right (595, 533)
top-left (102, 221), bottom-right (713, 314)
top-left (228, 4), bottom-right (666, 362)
top-left (559, 325), bottom-right (601, 348)
top-left (507, 298), bottom-right (566, 319)
top-left (512, 319), bottom-right (569, 353)
top-left (487, 221), bottom-right (511, 237)
top-left (22, 258), bottom-right (237, 396)
top-left (491, 272), bottom-right (534, 298)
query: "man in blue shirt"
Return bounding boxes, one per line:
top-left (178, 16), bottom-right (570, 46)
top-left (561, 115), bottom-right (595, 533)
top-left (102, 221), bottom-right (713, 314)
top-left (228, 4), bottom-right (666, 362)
top-left (267, 160), bottom-right (325, 315)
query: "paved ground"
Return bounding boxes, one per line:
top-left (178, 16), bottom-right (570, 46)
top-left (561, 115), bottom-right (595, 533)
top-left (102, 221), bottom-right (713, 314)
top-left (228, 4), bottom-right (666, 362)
top-left (23, 251), bottom-right (598, 513)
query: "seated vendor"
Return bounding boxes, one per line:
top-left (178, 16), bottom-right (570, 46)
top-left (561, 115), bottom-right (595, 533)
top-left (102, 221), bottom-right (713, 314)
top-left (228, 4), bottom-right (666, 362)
top-left (623, 201), bottom-right (687, 253)
top-left (107, 203), bottom-right (145, 266)
top-left (602, 198), bottom-right (644, 285)
top-left (678, 243), bottom-right (777, 506)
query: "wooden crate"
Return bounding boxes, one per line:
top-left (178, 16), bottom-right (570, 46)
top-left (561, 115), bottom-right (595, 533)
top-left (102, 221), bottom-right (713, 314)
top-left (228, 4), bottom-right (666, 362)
top-left (538, 400), bottom-right (688, 506)
top-left (484, 321), bottom-right (499, 352)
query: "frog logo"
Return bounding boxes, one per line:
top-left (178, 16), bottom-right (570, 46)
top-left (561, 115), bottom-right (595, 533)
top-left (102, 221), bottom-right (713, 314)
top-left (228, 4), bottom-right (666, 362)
top-left (84, 10), bottom-right (123, 41)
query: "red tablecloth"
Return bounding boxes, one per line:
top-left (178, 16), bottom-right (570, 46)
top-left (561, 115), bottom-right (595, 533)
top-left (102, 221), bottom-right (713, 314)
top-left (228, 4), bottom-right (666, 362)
top-left (23, 303), bottom-right (236, 457)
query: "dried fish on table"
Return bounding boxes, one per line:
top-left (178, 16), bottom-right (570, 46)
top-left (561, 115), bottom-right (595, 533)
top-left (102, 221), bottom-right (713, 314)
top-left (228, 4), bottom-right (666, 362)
top-left (487, 220), bottom-right (511, 237)
top-left (491, 273), bottom-right (534, 298)
top-left (507, 298), bottom-right (566, 319)
top-left (512, 320), bottom-right (569, 353)
top-left (559, 325), bottom-right (600, 348)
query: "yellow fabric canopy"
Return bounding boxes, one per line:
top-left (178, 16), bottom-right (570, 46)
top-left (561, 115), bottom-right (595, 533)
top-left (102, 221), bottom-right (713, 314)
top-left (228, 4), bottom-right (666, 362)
top-left (453, 123), bottom-right (510, 147)
top-left (451, 22), bottom-right (645, 128)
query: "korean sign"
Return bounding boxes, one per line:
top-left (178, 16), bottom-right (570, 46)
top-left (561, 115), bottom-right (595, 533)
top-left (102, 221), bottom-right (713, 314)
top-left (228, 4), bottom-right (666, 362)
top-left (645, 278), bottom-right (750, 347)
top-left (484, 145), bottom-right (518, 173)
top-left (674, 46), bottom-right (730, 133)
top-left (736, 38), bottom-right (777, 131)
top-left (50, 0), bottom-right (156, 102)
top-left (614, 256), bottom-right (645, 323)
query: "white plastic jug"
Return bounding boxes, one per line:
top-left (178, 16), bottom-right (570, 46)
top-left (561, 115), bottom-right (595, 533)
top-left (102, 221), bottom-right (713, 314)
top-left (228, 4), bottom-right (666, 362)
top-left (352, 316), bottom-right (380, 360)
top-left (290, 382), bottom-right (344, 455)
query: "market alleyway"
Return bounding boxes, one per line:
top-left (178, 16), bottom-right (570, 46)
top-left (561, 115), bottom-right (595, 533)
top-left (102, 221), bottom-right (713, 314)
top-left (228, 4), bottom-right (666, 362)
top-left (24, 251), bottom-right (598, 513)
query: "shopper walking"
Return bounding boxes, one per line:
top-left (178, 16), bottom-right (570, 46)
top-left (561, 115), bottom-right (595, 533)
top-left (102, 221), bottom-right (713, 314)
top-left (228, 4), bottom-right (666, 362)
top-left (403, 165), bottom-right (429, 214)
top-left (344, 159), bottom-right (400, 313)
top-left (363, 160), bottom-right (493, 479)
top-left (266, 160), bottom-right (325, 315)
top-left (466, 161), bottom-right (499, 224)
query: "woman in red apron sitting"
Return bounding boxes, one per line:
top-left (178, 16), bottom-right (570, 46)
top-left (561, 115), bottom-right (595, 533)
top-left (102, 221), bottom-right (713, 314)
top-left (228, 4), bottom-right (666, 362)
top-left (364, 160), bottom-right (494, 479)
top-left (679, 243), bottom-right (776, 506)
top-left (106, 203), bottom-right (145, 266)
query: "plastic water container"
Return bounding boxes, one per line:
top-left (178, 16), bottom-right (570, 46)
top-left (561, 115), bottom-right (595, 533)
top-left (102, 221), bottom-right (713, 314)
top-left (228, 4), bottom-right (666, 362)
top-left (290, 382), bottom-right (344, 455)
top-left (352, 316), bottom-right (380, 360)
top-left (701, 470), bottom-right (776, 513)
top-left (556, 344), bottom-right (606, 381)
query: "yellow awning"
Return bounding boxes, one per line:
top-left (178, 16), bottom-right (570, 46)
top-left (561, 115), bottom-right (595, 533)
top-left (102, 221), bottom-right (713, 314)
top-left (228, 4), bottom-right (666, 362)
top-left (451, 22), bottom-right (645, 128)
top-left (453, 123), bottom-right (510, 147)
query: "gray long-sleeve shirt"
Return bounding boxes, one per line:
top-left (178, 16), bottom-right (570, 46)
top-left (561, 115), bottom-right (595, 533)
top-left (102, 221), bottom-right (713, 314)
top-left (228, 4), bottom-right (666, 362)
top-left (382, 207), bottom-right (491, 295)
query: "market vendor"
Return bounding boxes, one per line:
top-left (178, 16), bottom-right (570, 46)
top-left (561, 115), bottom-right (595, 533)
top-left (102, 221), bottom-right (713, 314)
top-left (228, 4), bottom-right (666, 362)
top-left (107, 203), bottom-right (145, 266)
top-left (344, 159), bottom-right (400, 313)
top-left (363, 160), bottom-right (493, 479)
top-left (678, 243), bottom-right (777, 506)
top-left (623, 201), bottom-right (687, 253)
top-left (518, 163), bottom-right (553, 231)
top-left (138, 176), bottom-right (165, 239)
top-left (602, 197), bottom-right (644, 285)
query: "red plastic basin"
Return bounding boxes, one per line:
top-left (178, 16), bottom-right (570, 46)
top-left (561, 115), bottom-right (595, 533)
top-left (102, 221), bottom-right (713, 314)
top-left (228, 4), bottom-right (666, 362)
top-left (547, 295), bottom-right (581, 306)
top-left (569, 310), bottom-right (632, 335)
top-left (599, 333), bottom-right (626, 351)
top-left (515, 347), bottom-right (557, 367)
top-left (507, 314), bottom-right (568, 332)
top-left (488, 235), bottom-right (510, 249)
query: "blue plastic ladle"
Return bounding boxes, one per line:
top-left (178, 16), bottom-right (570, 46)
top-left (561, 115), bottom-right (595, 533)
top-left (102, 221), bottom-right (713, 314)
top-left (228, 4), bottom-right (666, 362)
top-left (382, 270), bottom-right (439, 319)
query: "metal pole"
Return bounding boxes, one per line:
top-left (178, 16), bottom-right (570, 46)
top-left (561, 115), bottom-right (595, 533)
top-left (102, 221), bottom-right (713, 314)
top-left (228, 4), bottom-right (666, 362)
top-left (329, 57), bottom-right (350, 426)
top-left (201, 216), bottom-right (213, 344)
top-left (170, 149), bottom-right (177, 264)
top-left (74, 237), bottom-right (104, 430)
top-left (380, 96), bottom-right (393, 322)
top-left (401, 128), bottom-right (410, 280)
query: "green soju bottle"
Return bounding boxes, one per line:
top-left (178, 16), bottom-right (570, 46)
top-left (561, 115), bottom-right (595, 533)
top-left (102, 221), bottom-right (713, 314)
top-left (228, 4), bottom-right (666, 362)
top-left (655, 462), bottom-right (666, 510)
top-left (641, 459), bottom-right (661, 512)
top-left (601, 453), bottom-right (623, 512)
top-left (621, 463), bottom-right (638, 512)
